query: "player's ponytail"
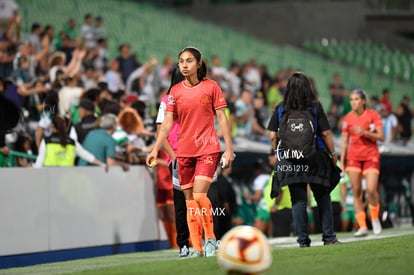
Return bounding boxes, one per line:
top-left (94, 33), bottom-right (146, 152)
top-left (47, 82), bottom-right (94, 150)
top-left (198, 60), bottom-right (207, 81)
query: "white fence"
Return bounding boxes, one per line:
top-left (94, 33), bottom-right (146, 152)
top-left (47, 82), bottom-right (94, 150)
top-left (0, 166), bottom-right (162, 257)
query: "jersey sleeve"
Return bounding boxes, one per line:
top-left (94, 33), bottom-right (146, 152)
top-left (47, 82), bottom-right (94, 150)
top-left (341, 115), bottom-right (350, 136)
top-left (372, 110), bottom-right (383, 129)
top-left (212, 82), bottom-right (227, 110)
top-left (165, 90), bottom-right (176, 114)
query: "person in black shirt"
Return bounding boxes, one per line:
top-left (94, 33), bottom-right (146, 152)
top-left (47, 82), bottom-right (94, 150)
top-left (267, 72), bottom-right (339, 247)
top-left (71, 99), bottom-right (97, 144)
top-left (395, 95), bottom-right (413, 145)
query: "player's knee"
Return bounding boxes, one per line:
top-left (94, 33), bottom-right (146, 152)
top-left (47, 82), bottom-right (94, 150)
top-left (193, 192), bottom-right (207, 202)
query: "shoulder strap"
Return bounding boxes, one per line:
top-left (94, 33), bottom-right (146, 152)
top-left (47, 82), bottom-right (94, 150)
top-left (312, 106), bottom-right (318, 133)
top-left (277, 104), bottom-right (284, 124)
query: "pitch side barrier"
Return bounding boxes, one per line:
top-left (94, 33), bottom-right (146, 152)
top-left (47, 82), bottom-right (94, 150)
top-left (0, 166), bottom-right (168, 269)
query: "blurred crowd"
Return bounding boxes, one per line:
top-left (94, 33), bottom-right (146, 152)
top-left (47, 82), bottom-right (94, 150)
top-left (0, 8), bottom-right (413, 168)
top-left (0, 4), bottom-right (413, 243)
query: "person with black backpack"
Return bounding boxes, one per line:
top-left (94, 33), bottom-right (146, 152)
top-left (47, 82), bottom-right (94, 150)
top-left (267, 72), bottom-right (340, 247)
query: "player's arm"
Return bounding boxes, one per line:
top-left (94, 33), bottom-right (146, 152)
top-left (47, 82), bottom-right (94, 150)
top-left (146, 113), bottom-right (173, 166)
top-left (361, 125), bottom-right (384, 142)
top-left (269, 131), bottom-right (277, 152)
top-left (156, 123), bottom-right (176, 161)
top-left (340, 134), bottom-right (349, 171)
top-left (216, 108), bottom-right (234, 168)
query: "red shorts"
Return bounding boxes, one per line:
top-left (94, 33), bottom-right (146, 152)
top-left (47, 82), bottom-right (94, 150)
top-left (177, 152), bottom-right (221, 190)
top-left (346, 158), bottom-right (380, 175)
top-left (156, 189), bottom-right (174, 207)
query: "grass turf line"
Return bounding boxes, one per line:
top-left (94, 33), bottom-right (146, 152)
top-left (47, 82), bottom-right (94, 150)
top-left (2, 233), bottom-right (414, 275)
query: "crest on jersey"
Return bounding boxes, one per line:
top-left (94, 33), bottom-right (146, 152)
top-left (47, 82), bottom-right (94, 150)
top-left (167, 95), bottom-right (175, 105)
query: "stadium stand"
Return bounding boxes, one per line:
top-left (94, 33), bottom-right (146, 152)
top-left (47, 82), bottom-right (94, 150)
top-left (16, 0), bottom-right (413, 111)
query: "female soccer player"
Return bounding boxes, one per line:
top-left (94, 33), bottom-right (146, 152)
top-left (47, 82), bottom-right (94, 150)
top-left (340, 89), bottom-right (384, 237)
top-left (155, 65), bottom-right (190, 258)
top-left (146, 47), bottom-right (234, 257)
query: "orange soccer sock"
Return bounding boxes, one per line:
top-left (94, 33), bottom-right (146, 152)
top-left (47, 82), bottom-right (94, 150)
top-left (193, 193), bottom-right (215, 240)
top-left (186, 200), bottom-right (203, 253)
top-left (369, 204), bottom-right (381, 221)
top-left (355, 211), bottom-right (368, 229)
top-left (162, 220), bottom-right (178, 249)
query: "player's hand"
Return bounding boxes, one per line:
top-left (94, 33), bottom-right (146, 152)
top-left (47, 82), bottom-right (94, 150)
top-left (220, 151), bottom-right (235, 169)
top-left (146, 151), bottom-right (158, 167)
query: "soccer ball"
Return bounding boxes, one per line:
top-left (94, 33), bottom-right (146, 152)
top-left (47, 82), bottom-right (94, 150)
top-left (217, 225), bottom-right (272, 275)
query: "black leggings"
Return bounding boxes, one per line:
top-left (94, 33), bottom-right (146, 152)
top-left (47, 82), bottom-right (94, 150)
top-left (173, 188), bottom-right (189, 248)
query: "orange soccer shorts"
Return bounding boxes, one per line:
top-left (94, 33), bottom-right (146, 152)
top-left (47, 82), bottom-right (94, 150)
top-left (177, 152), bottom-right (221, 190)
top-left (345, 158), bottom-right (380, 175)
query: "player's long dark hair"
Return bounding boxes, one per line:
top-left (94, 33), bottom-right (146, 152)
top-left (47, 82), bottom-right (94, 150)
top-left (283, 72), bottom-right (317, 111)
top-left (167, 65), bottom-right (185, 94)
top-left (178, 46), bottom-right (207, 81)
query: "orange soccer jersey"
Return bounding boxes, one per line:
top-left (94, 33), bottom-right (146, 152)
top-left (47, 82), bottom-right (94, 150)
top-left (166, 79), bottom-right (227, 157)
top-left (342, 109), bottom-right (382, 161)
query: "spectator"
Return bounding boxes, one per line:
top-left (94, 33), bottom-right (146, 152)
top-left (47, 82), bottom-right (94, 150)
top-left (56, 32), bottom-right (76, 65)
top-left (13, 134), bottom-right (34, 167)
top-left (0, 28), bottom-right (19, 78)
top-left (380, 88), bottom-right (393, 113)
top-left (242, 58), bottom-right (261, 94)
top-left (116, 43), bottom-right (140, 83)
top-left (125, 57), bottom-right (159, 111)
top-left (210, 55), bottom-right (228, 91)
top-left (42, 24), bottom-right (56, 53)
top-left (77, 113), bottom-right (128, 170)
top-left (27, 22), bottom-right (42, 53)
top-left (370, 95), bottom-right (382, 113)
top-left (235, 89), bottom-right (254, 138)
top-left (328, 72), bottom-right (347, 117)
top-left (69, 99), bottom-right (97, 144)
top-left (91, 37), bottom-right (109, 75)
top-left (34, 115), bottom-right (101, 167)
top-left (258, 64), bottom-right (272, 98)
top-left (105, 59), bottom-right (124, 94)
top-left (266, 77), bottom-right (283, 112)
top-left (93, 16), bottom-right (106, 41)
top-left (395, 95), bottom-right (413, 146)
top-left (0, 0), bottom-right (19, 35)
top-left (225, 61), bottom-right (241, 101)
top-left (379, 104), bottom-right (398, 144)
top-left (13, 62), bottom-right (48, 109)
top-left (48, 48), bottom-right (86, 83)
top-left (58, 76), bottom-right (84, 117)
top-left (35, 90), bottom-right (59, 150)
top-left (80, 13), bottom-right (95, 49)
top-left (159, 54), bottom-right (174, 85)
top-left (244, 159), bottom-right (271, 235)
top-left (117, 107), bottom-right (147, 164)
top-left (0, 131), bottom-right (8, 167)
top-left (252, 91), bottom-right (270, 142)
top-left (81, 65), bottom-right (98, 89)
top-left (61, 17), bottom-right (78, 43)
